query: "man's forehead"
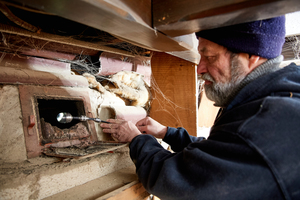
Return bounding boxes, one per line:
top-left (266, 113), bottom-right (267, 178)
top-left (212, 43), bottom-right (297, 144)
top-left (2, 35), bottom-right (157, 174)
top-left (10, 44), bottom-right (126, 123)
top-left (198, 38), bottom-right (213, 49)
top-left (198, 45), bottom-right (215, 54)
top-left (198, 38), bottom-right (226, 54)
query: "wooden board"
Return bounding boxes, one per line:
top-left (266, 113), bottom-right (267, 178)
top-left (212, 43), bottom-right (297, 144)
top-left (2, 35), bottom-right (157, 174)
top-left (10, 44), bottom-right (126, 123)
top-left (153, 0), bottom-right (300, 37)
top-left (0, 24), bottom-right (134, 57)
top-left (9, 0), bottom-right (188, 52)
top-left (150, 52), bottom-right (197, 136)
top-left (97, 181), bottom-right (149, 200)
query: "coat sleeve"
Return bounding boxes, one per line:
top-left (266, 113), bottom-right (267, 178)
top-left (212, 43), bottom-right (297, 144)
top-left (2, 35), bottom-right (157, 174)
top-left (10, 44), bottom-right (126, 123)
top-left (129, 130), bottom-right (208, 199)
top-left (163, 127), bottom-right (205, 152)
top-left (129, 130), bottom-right (280, 199)
top-left (129, 134), bottom-right (195, 199)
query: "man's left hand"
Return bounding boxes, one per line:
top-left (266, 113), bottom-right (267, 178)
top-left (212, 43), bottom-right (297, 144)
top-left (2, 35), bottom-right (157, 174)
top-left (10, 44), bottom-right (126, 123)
top-left (100, 119), bottom-right (141, 142)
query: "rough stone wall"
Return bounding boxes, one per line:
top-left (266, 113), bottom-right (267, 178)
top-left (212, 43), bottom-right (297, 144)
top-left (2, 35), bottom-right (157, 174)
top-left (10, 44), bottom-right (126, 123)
top-left (0, 85), bottom-right (27, 162)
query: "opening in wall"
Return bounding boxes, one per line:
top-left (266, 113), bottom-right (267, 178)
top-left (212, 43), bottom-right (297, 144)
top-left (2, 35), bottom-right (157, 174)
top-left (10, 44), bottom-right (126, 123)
top-left (36, 98), bottom-right (91, 145)
top-left (37, 98), bottom-right (86, 129)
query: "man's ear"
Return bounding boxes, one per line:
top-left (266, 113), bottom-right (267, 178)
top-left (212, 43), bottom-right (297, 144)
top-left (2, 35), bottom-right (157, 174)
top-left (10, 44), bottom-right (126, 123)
top-left (249, 55), bottom-right (260, 68)
top-left (248, 55), bottom-right (267, 70)
top-left (237, 53), bottom-right (268, 73)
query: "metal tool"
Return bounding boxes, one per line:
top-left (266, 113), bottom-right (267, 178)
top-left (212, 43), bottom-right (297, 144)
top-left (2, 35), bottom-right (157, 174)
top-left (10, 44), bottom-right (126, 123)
top-left (57, 112), bottom-right (110, 124)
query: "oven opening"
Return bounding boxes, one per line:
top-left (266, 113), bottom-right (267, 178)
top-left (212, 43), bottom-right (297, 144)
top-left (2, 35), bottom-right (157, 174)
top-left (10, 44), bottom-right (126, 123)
top-left (37, 98), bottom-right (91, 144)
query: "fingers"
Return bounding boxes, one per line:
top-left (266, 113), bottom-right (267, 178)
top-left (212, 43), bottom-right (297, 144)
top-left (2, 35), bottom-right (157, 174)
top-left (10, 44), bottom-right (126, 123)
top-left (107, 118), bottom-right (125, 124)
top-left (100, 119), bottom-right (142, 142)
top-left (101, 123), bottom-right (117, 129)
top-left (137, 125), bottom-right (147, 133)
top-left (136, 117), bottom-right (149, 126)
top-left (100, 119), bottom-right (125, 142)
top-left (111, 131), bottom-right (120, 141)
top-left (101, 122), bottom-right (117, 133)
top-left (101, 123), bottom-right (119, 141)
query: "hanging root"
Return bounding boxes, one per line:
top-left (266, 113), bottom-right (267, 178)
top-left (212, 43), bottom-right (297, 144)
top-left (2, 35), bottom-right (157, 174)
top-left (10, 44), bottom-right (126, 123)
top-left (0, 3), bottom-right (40, 33)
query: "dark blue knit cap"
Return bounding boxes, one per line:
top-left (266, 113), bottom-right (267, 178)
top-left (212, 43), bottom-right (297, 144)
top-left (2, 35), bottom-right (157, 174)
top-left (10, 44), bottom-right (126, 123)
top-left (196, 16), bottom-right (286, 59)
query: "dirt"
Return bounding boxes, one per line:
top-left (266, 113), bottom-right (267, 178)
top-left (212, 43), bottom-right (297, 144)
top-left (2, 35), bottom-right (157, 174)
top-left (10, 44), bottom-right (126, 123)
top-left (41, 120), bottom-right (90, 140)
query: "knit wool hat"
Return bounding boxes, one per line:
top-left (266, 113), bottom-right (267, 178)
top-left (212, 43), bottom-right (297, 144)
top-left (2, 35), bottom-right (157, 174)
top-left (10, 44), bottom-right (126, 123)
top-left (196, 16), bottom-right (286, 59)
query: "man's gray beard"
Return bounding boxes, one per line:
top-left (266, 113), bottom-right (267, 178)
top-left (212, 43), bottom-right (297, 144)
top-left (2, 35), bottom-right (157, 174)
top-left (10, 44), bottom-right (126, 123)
top-left (202, 56), bottom-right (245, 107)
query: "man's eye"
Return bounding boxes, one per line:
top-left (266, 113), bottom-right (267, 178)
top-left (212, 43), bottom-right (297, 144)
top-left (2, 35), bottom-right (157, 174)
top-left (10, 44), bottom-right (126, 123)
top-left (205, 56), bottom-right (216, 61)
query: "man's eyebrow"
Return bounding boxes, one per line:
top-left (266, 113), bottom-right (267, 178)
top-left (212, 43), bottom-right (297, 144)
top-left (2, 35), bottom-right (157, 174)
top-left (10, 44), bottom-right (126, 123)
top-left (199, 47), bottom-right (208, 53)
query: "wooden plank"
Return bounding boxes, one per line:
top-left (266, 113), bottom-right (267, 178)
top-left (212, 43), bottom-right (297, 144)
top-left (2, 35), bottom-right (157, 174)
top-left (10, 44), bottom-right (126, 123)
top-left (9, 0), bottom-right (188, 52)
top-left (3, 1), bottom-right (200, 63)
top-left (44, 166), bottom-right (139, 200)
top-left (150, 52), bottom-right (197, 136)
top-left (96, 181), bottom-right (149, 200)
top-left (0, 24), bottom-right (135, 57)
top-left (104, 0), bottom-right (152, 27)
top-left (153, 0), bottom-right (300, 37)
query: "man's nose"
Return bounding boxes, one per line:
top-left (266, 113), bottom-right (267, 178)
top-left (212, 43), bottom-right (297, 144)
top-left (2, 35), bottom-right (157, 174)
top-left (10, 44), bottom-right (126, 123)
top-left (197, 59), bottom-right (207, 75)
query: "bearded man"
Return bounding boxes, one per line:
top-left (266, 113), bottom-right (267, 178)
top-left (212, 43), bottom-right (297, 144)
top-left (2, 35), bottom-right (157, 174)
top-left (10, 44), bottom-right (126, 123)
top-left (101, 16), bottom-right (300, 200)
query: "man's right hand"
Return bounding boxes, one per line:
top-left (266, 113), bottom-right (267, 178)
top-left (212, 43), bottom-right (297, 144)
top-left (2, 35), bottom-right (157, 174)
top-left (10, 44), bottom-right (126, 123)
top-left (136, 117), bottom-right (168, 139)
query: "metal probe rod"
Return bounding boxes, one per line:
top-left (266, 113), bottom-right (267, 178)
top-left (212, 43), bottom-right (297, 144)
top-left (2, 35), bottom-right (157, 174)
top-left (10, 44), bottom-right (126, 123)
top-left (57, 112), bottom-right (110, 124)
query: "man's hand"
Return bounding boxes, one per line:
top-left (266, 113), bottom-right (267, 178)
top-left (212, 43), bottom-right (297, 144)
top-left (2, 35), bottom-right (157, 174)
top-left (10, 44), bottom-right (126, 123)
top-left (136, 117), bottom-right (167, 139)
top-left (100, 119), bottom-right (141, 142)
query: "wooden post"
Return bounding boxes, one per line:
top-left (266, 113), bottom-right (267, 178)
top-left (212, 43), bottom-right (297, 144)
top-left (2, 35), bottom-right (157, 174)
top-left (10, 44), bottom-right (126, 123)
top-left (150, 52), bottom-right (197, 136)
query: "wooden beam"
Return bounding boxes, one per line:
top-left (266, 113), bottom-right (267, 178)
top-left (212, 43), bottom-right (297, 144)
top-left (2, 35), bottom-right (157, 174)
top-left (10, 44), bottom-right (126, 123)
top-left (0, 24), bottom-right (135, 57)
top-left (96, 181), bottom-right (149, 200)
top-left (6, 0), bottom-right (201, 63)
top-left (153, 0), bottom-right (300, 37)
top-left (150, 52), bottom-right (197, 136)
top-left (9, 0), bottom-right (188, 52)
